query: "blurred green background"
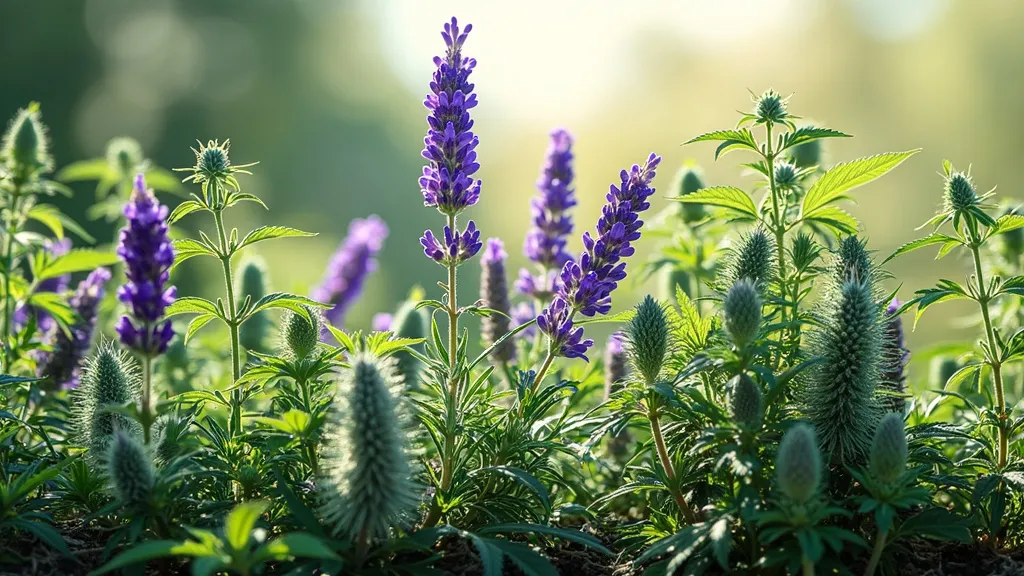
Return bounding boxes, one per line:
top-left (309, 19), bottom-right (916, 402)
top-left (1, 0), bottom-right (1019, 367)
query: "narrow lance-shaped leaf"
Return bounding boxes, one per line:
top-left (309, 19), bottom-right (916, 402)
top-left (235, 225), bottom-right (317, 251)
top-left (883, 232), bottom-right (962, 264)
top-left (37, 250), bottom-right (120, 280)
top-left (802, 150), bottom-right (920, 215)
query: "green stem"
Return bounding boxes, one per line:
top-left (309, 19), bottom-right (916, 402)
top-left (213, 206), bottom-right (242, 436)
top-left (802, 556), bottom-right (815, 576)
top-left (970, 241), bottom-right (1008, 468)
top-left (2, 187), bottom-right (23, 369)
top-left (142, 355), bottom-right (153, 445)
top-left (763, 122), bottom-right (790, 367)
top-left (648, 393), bottom-right (698, 524)
top-left (864, 528), bottom-right (887, 576)
top-left (532, 350), bottom-right (555, 394)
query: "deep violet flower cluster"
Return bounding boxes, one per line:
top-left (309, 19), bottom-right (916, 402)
top-left (537, 154), bottom-right (661, 360)
top-left (313, 215), bottom-right (389, 328)
top-left (418, 17), bottom-right (483, 268)
top-left (115, 175), bottom-right (176, 356)
top-left (517, 129), bottom-right (577, 298)
top-left (39, 267), bottom-right (110, 389)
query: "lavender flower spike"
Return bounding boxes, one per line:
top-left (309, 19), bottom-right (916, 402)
top-left (313, 215), bottom-right (389, 328)
top-left (420, 17), bottom-right (480, 216)
top-left (480, 238), bottom-right (514, 362)
top-left (519, 129), bottom-right (576, 298)
top-left (39, 267), bottom-right (111, 390)
top-left (420, 220), bottom-right (482, 267)
top-left (115, 174), bottom-right (176, 356)
top-left (538, 153), bottom-right (661, 360)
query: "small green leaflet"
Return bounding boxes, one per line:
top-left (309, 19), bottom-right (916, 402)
top-left (780, 126), bottom-right (850, 151)
top-left (235, 226), bottom-right (316, 251)
top-left (883, 232), bottom-right (962, 264)
top-left (801, 150), bottom-right (920, 216)
top-left (37, 249), bottom-right (120, 281)
top-left (684, 128), bottom-right (758, 160)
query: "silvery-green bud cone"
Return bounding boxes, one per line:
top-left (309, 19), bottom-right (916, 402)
top-left (106, 137), bottom-right (144, 179)
top-left (282, 306), bottom-right (321, 360)
top-left (659, 267), bottom-right (692, 301)
top-left (727, 228), bottom-right (775, 288)
top-left (944, 170), bottom-right (978, 212)
top-left (319, 354), bottom-right (419, 540)
top-left (730, 373), bottom-right (763, 429)
top-left (868, 413), bottom-right (907, 486)
top-left (3, 103), bottom-right (51, 171)
top-left (776, 424), bottom-right (822, 504)
top-left (237, 255), bottom-right (272, 355)
top-left (107, 431), bottom-right (154, 507)
top-left (723, 279), bottom-right (762, 349)
top-left (391, 299), bottom-right (427, 386)
top-left (833, 236), bottom-right (873, 284)
top-left (671, 165), bottom-right (706, 223)
top-left (626, 296), bottom-right (669, 385)
top-left (75, 342), bottom-right (140, 462)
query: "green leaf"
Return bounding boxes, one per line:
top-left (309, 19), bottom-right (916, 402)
top-left (883, 233), bottom-right (962, 264)
top-left (476, 524), bottom-right (612, 556)
top-left (27, 204), bottom-right (66, 240)
top-left (236, 226), bottom-right (316, 251)
top-left (165, 297), bottom-right (219, 317)
top-left (37, 250), bottom-right (119, 281)
top-left (27, 293), bottom-right (76, 326)
top-left (172, 238), bottom-right (219, 270)
top-left (476, 467), bottom-right (551, 513)
top-left (253, 409), bottom-right (311, 436)
top-left (801, 206), bottom-right (859, 235)
top-left (88, 540), bottom-right (204, 575)
top-left (684, 128), bottom-right (758, 160)
top-left (168, 200), bottom-right (206, 225)
top-left (781, 126), bottom-right (851, 150)
top-left (249, 292), bottom-right (329, 317)
top-left (801, 150), bottom-right (920, 215)
top-left (487, 539), bottom-right (558, 576)
top-left (254, 533), bottom-right (340, 564)
top-left (895, 508), bottom-right (972, 543)
top-left (56, 158), bottom-right (110, 182)
top-left (992, 213), bottom-right (1024, 236)
top-left (708, 516), bottom-right (731, 568)
top-left (184, 314), bottom-right (218, 345)
top-left (465, 533), bottom-right (504, 576)
top-left (224, 501), bottom-right (269, 552)
top-left (8, 519), bottom-right (73, 558)
top-left (672, 186), bottom-right (757, 220)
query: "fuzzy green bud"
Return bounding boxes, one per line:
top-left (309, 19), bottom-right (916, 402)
top-left (106, 431), bottom-right (154, 507)
top-left (319, 354), bottom-right (419, 540)
top-left (659, 267), bottom-right (692, 302)
top-left (282, 306), bottom-right (322, 360)
top-left (833, 236), bottom-right (873, 284)
top-left (626, 296), bottom-right (669, 385)
top-left (105, 137), bottom-right (144, 179)
top-left (196, 140), bottom-right (230, 179)
top-left (727, 228), bottom-right (775, 288)
top-left (236, 255), bottom-right (272, 355)
top-left (671, 165), bottom-right (706, 222)
top-left (152, 412), bottom-right (191, 463)
top-left (75, 342), bottom-right (141, 461)
top-left (776, 424), bottom-right (822, 505)
top-left (3, 103), bottom-right (51, 173)
top-left (391, 299), bottom-right (427, 386)
top-left (730, 373), bottom-right (763, 429)
top-left (805, 277), bottom-right (883, 465)
top-left (773, 160), bottom-right (798, 189)
top-left (753, 89), bottom-right (789, 125)
top-left (944, 170), bottom-right (977, 213)
top-left (723, 279), bottom-right (762, 349)
top-left (868, 413), bottom-right (907, 486)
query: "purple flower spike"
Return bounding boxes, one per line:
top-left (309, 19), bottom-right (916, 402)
top-left (537, 154), bottom-right (661, 360)
top-left (116, 174), bottom-right (176, 356)
top-left (419, 17), bottom-right (481, 216)
top-left (481, 238), bottom-right (514, 362)
top-left (519, 129), bottom-right (576, 298)
top-left (420, 220), bottom-right (482, 267)
top-left (373, 313), bottom-right (393, 332)
top-left (39, 267), bottom-right (111, 390)
top-left (313, 215), bottom-right (389, 328)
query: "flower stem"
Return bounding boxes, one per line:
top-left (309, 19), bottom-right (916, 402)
top-left (970, 241), bottom-right (1008, 468)
top-left (802, 556), bottom-right (815, 576)
top-left (213, 205), bottom-right (242, 436)
top-left (864, 528), bottom-right (887, 576)
top-left (2, 187), bottom-right (23, 369)
top-left (647, 393), bottom-right (698, 524)
top-left (142, 355), bottom-right (153, 445)
top-left (764, 122), bottom-right (790, 366)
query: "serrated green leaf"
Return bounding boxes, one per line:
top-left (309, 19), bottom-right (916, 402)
top-left (168, 200), bottom-right (206, 225)
top-left (802, 205), bottom-right (859, 235)
top-left (37, 249), bottom-right (119, 281)
top-left (672, 186), bottom-right (757, 220)
top-left (184, 314), bottom-right (217, 345)
top-left (883, 233), bottom-right (962, 264)
top-left (236, 226), bottom-right (316, 251)
top-left (992, 214), bottom-right (1024, 236)
top-left (781, 126), bottom-right (851, 150)
top-left (475, 467), bottom-right (551, 513)
top-left (27, 293), bottom-right (76, 326)
top-left (249, 292), bottom-right (329, 316)
top-left (165, 297), bottom-right (219, 317)
top-left (802, 150), bottom-right (920, 215)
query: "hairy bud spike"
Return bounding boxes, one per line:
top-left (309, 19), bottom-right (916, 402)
top-left (776, 424), bottom-right (822, 504)
top-left (671, 164), bottom-right (706, 223)
top-left (625, 296), bottom-right (669, 385)
top-left (773, 160), bottom-right (798, 189)
top-left (391, 299), bottom-right (427, 386)
top-left (805, 276), bottom-right (883, 465)
top-left (723, 279), bottom-right (762, 349)
top-left (106, 137), bottom-right (144, 179)
top-left (944, 169), bottom-right (978, 213)
top-left (726, 228), bottom-right (775, 288)
top-left (319, 354), bottom-right (419, 540)
top-left (3, 103), bottom-right (52, 172)
top-left (730, 373), bottom-right (763, 429)
top-left (236, 255), bottom-right (272, 355)
top-left (281, 306), bottom-right (322, 360)
top-left (480, 238), bottom-right (514, 362)
top-left (106, 431), bottom-right (154, 507)
top-left (879, 299), bottom-right (910, 414)
top-left (833, 235), bottom-right (874, 284)
top-left (75, 342), bottom-right (141, 462)
top-left (869, 413), bottom-right (908, 486)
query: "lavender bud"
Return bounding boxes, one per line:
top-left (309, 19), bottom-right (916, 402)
top-left (520, 129), bottom-right (576, 294)
top-left (480, 238), bottom-right (514, 362)
top-left (39, 267), bottom-right (111, 391)
top-left (420, 220), bottom-right (482, 267)
top-left (313, 215), bottom-right (388, 328)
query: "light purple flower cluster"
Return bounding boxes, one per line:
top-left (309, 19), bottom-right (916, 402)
top-left (537, 154), bottom-right (661, 360)
top-left (39, 267), bottom-right (110, 389)
top-left (116, 175), bottom-right (176, 356)
top-left (518, 129), bottom-right (576, 298)
top-left (372, 313), bottom-right (393, 332)
top-left (418, 17), bottom-right (483, 269)
top-left (313, 215), bottom-right (389, 328)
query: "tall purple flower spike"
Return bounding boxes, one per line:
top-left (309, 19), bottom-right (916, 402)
top-left (115, 174), bottom-right (176, 356)
top-left (313, 215), bottom-right (389, 328)
top-left (420, 17), bottom-right (480, 215)
top-left (537, 154), bottom-right (661, 360)
top-left (420, 221), bottom-right (482, 267)
top-left (39, 267), bottom-right (111, 389)
top-left (519, 129), bottom-right (576, 298)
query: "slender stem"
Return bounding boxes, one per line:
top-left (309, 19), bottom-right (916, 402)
top-left (864, 528), bottom-right (887, 576)
top-left (2, 187), bottom-right (23, 368)
top-left (648, 393), bottom-right (698, 524)
top-left (142, 355), bottom-right (153, 444)
top-left (532, 350), bottom-right (555, 394)
top-left (970, 241), bottom-right (1008, 467)
top-left (802, 556), bottom-right (815, 576)
top-left (764, 122), bottom-right (790, 367)
top-left (213, 206), bottom-right (242, 436)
